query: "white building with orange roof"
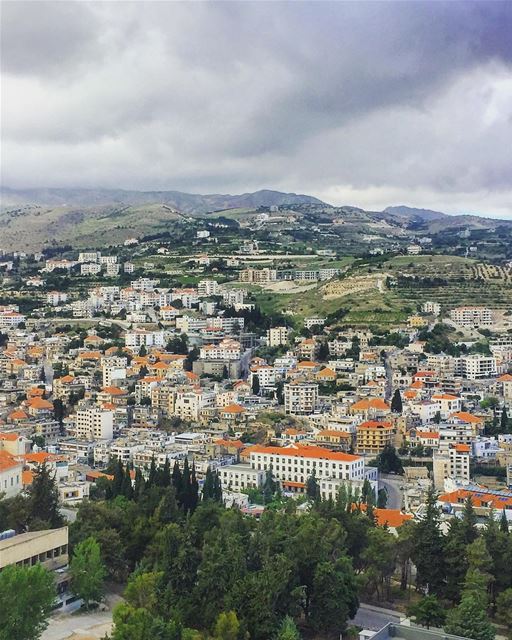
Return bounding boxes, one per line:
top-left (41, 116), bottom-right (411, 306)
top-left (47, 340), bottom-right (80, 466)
top-left (26, 397), bottom-right (53, 417)
top-left (0, 432), bottom-right (31, 456)
top-left (199, 338), bottom-right (241, 361)
top-left (0, 450), bottom-right (23, 497)
top-left (448, 411), bottom-right (485, 436)
top-left (219, 403), bottom-right (247, 422)
top-left (498, 373), bottom-right (512, 402)
top-left (349, 397), bottom-right (390, 419)
top-left (356, 420), bottom-right (395, 455)
top-left (316, 367), bottom-right (337, 384)
top-left (433, 442), bottom-right (471, 490)
top-left (432, 393), bottom-right (461, 419)
top-left (0, 311), bottom-right (26, 329)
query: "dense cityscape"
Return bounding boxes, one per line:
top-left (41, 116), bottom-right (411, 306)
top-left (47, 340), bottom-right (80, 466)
top-left (2, 1), bottom-right (512, 640)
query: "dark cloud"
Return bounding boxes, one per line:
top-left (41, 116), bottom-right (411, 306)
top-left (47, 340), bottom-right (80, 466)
top-left (1, 1), bottom-right (512, 217)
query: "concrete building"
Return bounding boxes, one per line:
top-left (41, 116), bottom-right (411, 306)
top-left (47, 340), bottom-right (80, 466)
top-left (284, 382), bottom-right (318, 415)
top-left (75, 408), bottom-right (114, 440)
top-left (267, 326), bottom-right (289, 347)
top-left (356, 420), bottom-right (394, 455)
top-left (450, 306), bottom-right (494, 327)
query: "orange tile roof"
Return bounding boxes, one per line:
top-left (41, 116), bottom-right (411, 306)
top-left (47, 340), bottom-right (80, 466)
top-left (213, 439), bottom-right (245, 449)
top-left (432, 393), bottom-right (459, 400)
top-left (351, 398), bottom-right (390, 411)
top-left (101, 386), bottom-right (126, 395)
top-left (78, 351), bottom-right (101, 359)
top-left (0, 450), bottom-right (22, 472)
top-left (8, 409), bottom-right (29, 421)
top-left (357, 504), bottom-right (413, 528)
top-left (23, 452), bottom-right (66, 464)
top-left (221, 403), bottom-right (246, 414)
top-left (438, 488), bottom-right (512, 510)
top-left (498, 374), bottom-right (512, 382)
top-left (27, 398), bottom-right (53, 410)
top-left (453, 443), bottom-right (471, 453)
top-left (316, 367), bottom-right (336, 378)
top-left (247, 443), bottom-right (361, 463)
top-left (0, 432), bottom-right (21, 441)
top-left (22, 470), bottom-right (34, 486)
top-left (450, 411), bottom-right (482, 424)
top-left (358, 420), bottom-right (393, 430)
top-left (316, 429), bottom-right (351, 438)
top-left (417, 431), bottom-right (439, 439)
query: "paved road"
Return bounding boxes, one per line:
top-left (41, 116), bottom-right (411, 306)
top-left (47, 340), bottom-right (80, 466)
top-left (60, 507), bottom-right (78, 523)
top-left (351, 603), bottom-right (402, 632)
top-left (379, 473), bottom-right (403, 510)
top-left (41, 611), bottom-right (113, 640)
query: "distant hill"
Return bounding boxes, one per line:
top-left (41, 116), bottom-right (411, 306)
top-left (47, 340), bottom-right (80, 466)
top-left (0, 187), bottom-right (325, 214)
top-left (383, 205), bottom-right (447, 221)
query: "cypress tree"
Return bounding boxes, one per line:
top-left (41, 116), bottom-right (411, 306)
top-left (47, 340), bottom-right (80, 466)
top-left (190, 463), bottom-right (199, 513)
top-left (29, 462), bottom-right (63, 528)
top-left (501, 406), bottom-right (509, 433)
top-left (134, 467), bottom-right (145, 500)
top-left (500, 509), bottom-right (509, 533)
top-left (180, 458), bottom-right (191, 511)
top-left (391, 389), bottom-right (403, 413)
top-left (172, 460), bottom-right (183, 496)
top-left (203, 466), bottom-right (214, 501)
top-left (213, 471), bottom-right (223, 503)
top-left (111, 458), bottom-right (125, 497)
top-left (161, 457), bottom-right (171, 488)
top-left (148, 457), bottom-right (158, 487)
top-left (411, 486), bottom-right (445, 595)
top-left (121, 468), bottom-right (134, 500)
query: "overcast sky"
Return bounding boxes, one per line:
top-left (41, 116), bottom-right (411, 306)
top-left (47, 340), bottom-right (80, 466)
top-left (2, 1), bottom-right (512, 217)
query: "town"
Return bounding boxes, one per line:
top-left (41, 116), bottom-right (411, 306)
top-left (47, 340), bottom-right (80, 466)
top-left (1, 233), bottom-right (512, 640)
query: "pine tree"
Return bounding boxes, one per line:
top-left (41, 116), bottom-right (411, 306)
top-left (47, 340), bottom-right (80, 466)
top-left (306, 472), bottom-right (320, 501)
top-left (501, 406), bottom-right (509, 433)
top-left (70, 537), bottom-right (106, 609)
top-left (411, 487), bottom-right (445, 595)
top-left (203, 466), bottom-right (215, 501)
top-left (252, 374), bottom-right (260, 395)
top-left (161, 457), bottom-right (171, 488)
top-left (121, 468), bottom-right (134, 500)
top-left (213, 471), bottom-right (223, 503)
top-left (148, 457), bottom-right (158, 487)
top-left (391, 389), bottom-right (403, 413)
top-left (111, 458), bottom-right (125, 497)
top-left (180, 458), bottom-right (191, 511)
top-left (461, 496), bottom-right (478, 544)
top-left (189, 463), bottom-right (199, 513)
top-left (172, 460), bottom-right (183, 496)
top-left (134, 467), bottom-right (145, 500)
top-left (29, 462), bottom-right (64, 528)
top-left (500, 509), bottom-right (509, 533)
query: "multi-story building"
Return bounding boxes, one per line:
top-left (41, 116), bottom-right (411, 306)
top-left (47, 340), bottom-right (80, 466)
top-left (75, 408), bottom-right (113, 440)
top-left (247, 444), bottom-right (365, 487)
top-left (284, 383), bottom-right (318, 415)
top-left (450, 306), bottom-right (494, 327)
top-left (356, 420), bottom-right (395, 455)
top-left (125, 329), bottom-right (165, 349)
top-left (421, 301), bottom-right (441, 316)
top-left (456, 354), bottom-right (497, 380)
top-left (199, 338), bottom-right (241, 361)
top-left (198, 280), bottom-right (220, 296)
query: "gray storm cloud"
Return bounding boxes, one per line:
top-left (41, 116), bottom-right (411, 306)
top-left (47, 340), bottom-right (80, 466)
top-left (1, 1), bottom-right (512, 217)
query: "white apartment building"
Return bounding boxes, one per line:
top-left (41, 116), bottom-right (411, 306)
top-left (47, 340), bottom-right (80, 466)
top-left (222, 289), bottom-right (246, 306)
top-left (0, 311), bottom-right (26, 328)
top-left (432, 393), bottom-right (462, 419)
top-left (78, 251), bottom-right (100, 263)
top-left (251, 365), bottom-right (279, 389)
top-left (175, 316), bottom-right (208, 333)
top-left (450, 306), bottom-right (494, 327)
top-left (421, 301), bottom-right (441, 315)
top-left (124, 262), bottom-right (135, 274)
top-left (0, 452), bottom-right (23, 498)
top-left (174, 390), bottom-right (215, 421)
top-left (433, 443), bottom-right (471, 489)
top-left (267, 326), bottom-right (289, 347)
top-left (46, 291), bottom-right (68, 306)
top-left (284, 383), bottom-right (318, 415)
top-left (456, 354), bottom-right (497, 380)
top-left (75, 408), bottom-right (114, 440)
top-left (81, 263), bottom-right (101, 276)
top-left (218, 464), bottom-right (265, 491)
top-left (207, 317), bottom-right (245, 333)
top-left (247, 444), bottom-right (365, 485)
top-left (125, 329), bottom-right (165, 349)
top-left (198, 280), bottom-right (220, 296)
top-left (99, 255), bottom-right (118, 265)
top-left (200, 339), bottom-right (241, 361)
top-left (304, 317), bottom-right (326, 330)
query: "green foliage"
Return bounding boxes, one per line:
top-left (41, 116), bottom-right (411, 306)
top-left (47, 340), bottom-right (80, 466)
top-left (111, 602), bottom-right (183, 640)
top-left (391, 389), bottom-right (403, 413)
top-left (212, 611), bottom-right (240, 640)
top-left (375, 445), bottom-right (404, 474)
top-left (407, 595), bottom-right (446, 629)
top-left (444, 594), bottom-right (495, 640)
top-left (496, 588), bottom-right (512, 628)
top-left (0, 564), bottom-right (56, 640)
top-left (274, 616), bottom-right (301, 640)
top-left (411, 487), bottom-right (445, 596)
top-left (70, 537), bottom-right (106, 608)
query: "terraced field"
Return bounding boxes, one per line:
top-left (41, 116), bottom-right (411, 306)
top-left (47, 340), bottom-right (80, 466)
top-left (388, 257), bottom-right (512, 310)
